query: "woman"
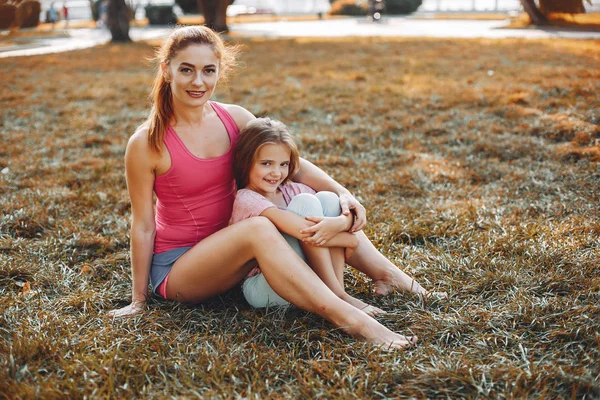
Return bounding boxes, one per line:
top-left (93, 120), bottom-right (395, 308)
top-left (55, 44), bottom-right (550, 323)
top-left (108, 25), bottom-right (437, 349)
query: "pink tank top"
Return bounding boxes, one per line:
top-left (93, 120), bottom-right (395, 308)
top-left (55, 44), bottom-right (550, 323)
top-left (153, 102), bottom-right (239, 254)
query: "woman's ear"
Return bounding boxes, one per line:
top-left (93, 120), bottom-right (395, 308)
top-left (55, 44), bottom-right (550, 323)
top-left (161, 62), bottom-right (171, 83)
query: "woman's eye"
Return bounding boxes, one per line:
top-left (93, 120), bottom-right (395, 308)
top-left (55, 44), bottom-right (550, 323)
top-left (205, 69), bottom-right (216, 74)
top-left (181, 68), bottom-right (192, 73)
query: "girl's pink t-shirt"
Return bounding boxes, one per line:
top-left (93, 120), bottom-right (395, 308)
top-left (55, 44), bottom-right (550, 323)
top-left (231, 182), bottom-right (316, 278)
top-left (231, 182), bottom-right (316, 224)
top-left (153, 102), bottom-right (239, 254)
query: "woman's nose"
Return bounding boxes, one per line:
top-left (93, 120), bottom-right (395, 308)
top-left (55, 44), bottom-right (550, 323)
top-left (193, 73), bottom-right (204, 87)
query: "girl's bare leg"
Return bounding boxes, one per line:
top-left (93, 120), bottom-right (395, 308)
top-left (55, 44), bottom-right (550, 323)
top-left (346, 231), bottom-right (447, 298)
top-left (166, 217), bottom-right (417, 349)
top-left (331, 247), bottom-right (386, 316)
top-left (301, 244), bottom-right (386, 317)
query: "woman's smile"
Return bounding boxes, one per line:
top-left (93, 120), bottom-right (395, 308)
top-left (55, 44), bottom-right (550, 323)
top-left (186, 90), bottom-right (206, 98)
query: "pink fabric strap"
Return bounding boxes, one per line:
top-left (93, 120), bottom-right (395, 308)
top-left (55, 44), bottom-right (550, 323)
top-left (210, 101), bottom-right (239, 134)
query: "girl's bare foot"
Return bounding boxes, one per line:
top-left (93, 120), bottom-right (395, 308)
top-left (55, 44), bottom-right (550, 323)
top-left (341, 293), bottom-right (387, 317)
top-left (373, 269), bottom-right (447, 299)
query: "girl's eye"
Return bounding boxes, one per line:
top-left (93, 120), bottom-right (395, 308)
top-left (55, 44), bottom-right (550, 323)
top-left (262, 162), bottom-right (271, 166)
top-left (281, 162), bottom-right (289, 167)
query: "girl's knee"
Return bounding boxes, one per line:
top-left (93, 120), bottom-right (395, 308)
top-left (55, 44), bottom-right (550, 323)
top-left (316, 191), bottom-right (341, 217)
top-left (287, 193), bottom-right (324, 217)
top-left (242, 274), bottom-right (290, 308)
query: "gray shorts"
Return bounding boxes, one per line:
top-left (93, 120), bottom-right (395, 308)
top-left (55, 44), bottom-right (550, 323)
top-left (150, 246), bottom-right (191, 296)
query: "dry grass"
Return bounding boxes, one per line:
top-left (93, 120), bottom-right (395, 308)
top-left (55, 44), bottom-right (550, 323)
top-left (1, 36), bottom-right (599, 398)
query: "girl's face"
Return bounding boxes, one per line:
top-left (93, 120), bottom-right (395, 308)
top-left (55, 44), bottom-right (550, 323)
top-left (247, 143), bottom-right (291, 197)
top-left (163, 44), bottom-right (220, 109)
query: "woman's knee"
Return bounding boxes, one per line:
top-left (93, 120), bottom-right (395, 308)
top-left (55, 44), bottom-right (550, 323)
top-left (287, 193), bottom-right (324, 217)
top-left (316, 191), bottom-right (341, 217)
top-left (243, 216), bottom-right (282, 244)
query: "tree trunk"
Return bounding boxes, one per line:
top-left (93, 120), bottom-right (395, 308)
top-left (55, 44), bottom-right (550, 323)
top-left (214, 0), bottom-right (229, 33)
top-left (539, 0), bottom-right (585, 13)
top-left (89, 0), bottom-right (97, 21)
top-left (199, 0), bottom-right (216, 30)
top-left (198, 0), bottom-right (231, 33)
top-left (108, 0), bottom-right (131, 42)
top-left (520, 0), bottom-right (548, 25)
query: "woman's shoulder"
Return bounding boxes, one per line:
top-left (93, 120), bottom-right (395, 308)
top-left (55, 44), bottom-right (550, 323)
top-left (128, 122), bottom-right (150, 145)
top-left (216, 103), bottom-right (256, 130)
top-left (126, 122), bottom-right (156, 159)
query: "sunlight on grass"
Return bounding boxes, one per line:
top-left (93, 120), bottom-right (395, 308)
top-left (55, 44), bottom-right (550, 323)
top-left (0, 37), bottom-right (599, 397)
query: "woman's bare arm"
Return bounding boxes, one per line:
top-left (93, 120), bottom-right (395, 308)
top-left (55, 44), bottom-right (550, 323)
top-left (109, 130), bottom-right (157, 316)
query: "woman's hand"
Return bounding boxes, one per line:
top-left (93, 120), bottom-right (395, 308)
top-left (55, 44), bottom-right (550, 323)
top-left (108, 300), bottom-right (145, 318)
top-left (339, 193), bottom-right (367, 232)
top-left (300, 216), bottom-right (346, 246)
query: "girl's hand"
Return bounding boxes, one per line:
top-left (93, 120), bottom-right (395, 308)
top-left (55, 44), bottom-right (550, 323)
top-left (300, 216), bottom-right (345, 246)
top-left (339, 193), bottom-right (366, 232)
top-left (108, 300), bottom-right (145, 318)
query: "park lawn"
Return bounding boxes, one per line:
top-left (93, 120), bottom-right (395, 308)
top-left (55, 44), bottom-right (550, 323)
top-left (0, 37), bottom-right (599, 398)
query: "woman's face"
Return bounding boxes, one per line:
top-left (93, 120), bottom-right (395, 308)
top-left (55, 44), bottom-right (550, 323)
top-left (164, 44), bottom-right (220, 109)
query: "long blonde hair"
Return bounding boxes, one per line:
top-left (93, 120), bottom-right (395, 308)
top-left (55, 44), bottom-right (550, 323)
top-left (146, 26), bottom-right (239, 153)
top-left (234, 118), bottom-right (300, 189)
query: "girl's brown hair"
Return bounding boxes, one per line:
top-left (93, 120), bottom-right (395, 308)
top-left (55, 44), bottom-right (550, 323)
top-left (146, 25), bottom-right (239, 153)
top-left (234, 118), bottom-right (300, 189)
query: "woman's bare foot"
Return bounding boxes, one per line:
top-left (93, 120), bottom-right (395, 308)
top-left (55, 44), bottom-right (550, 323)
top-left (341, 293), bottom-right (387, 317)
top-left (344, 314), bottom-right (418, 350)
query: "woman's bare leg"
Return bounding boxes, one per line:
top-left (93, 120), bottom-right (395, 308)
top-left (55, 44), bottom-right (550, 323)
top-left (166, 217), bottom-right (417, 348)
top-left (346, 231), bottom-right (446, 297)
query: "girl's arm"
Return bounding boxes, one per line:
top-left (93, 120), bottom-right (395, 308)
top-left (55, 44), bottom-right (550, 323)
top-left (260, 207), bottom-right (357, 251)
top-left (108, 131), bottom-right (156, 317)
top-left (260, 207), bottom-right (317, 240)
top-left (300, 214), bottom-right (353, 246)
top-left (319, 232), bottom-right (359, 250)
top-left (292, 158), bottom-right (367, 232)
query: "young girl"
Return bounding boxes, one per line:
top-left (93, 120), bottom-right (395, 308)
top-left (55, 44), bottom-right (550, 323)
top-left (232, 118), bottom-right (386, 316)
